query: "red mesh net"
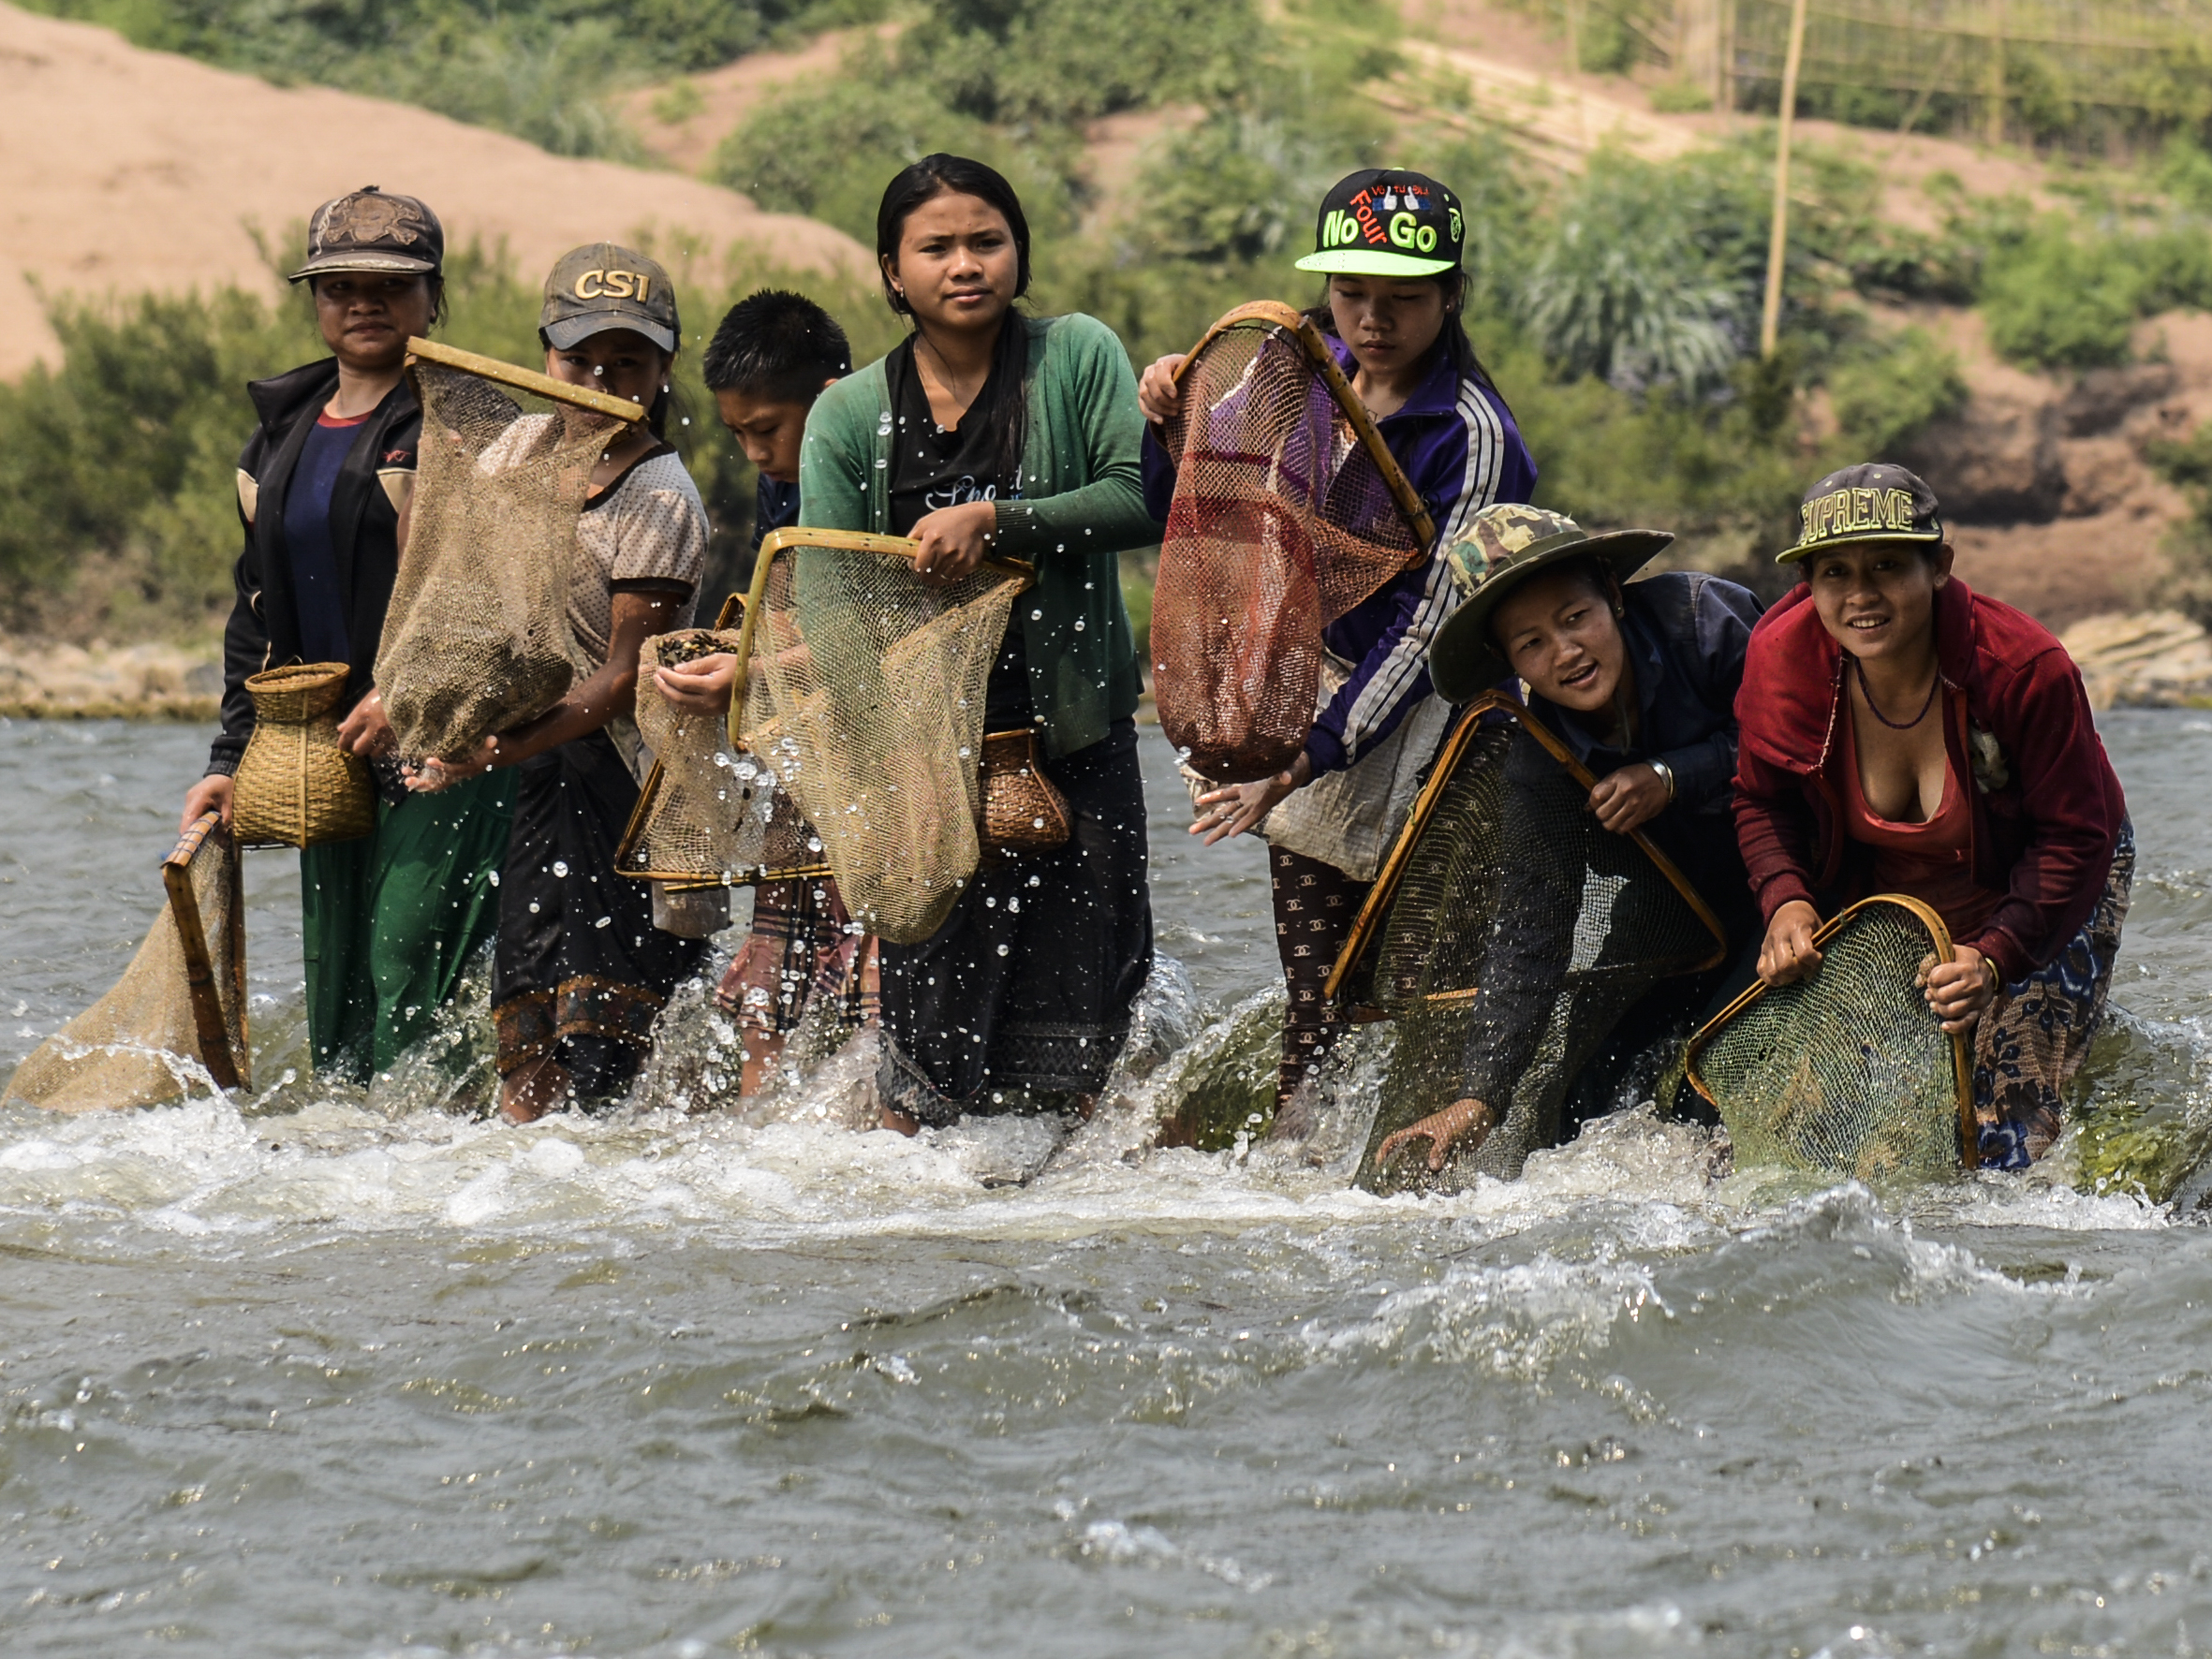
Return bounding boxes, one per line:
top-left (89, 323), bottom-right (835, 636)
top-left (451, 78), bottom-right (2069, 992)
top-left (1154, 302), bottom-right (1430, 783)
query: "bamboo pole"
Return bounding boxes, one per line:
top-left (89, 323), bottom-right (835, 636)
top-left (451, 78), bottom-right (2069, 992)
top-left (1985, 0), bottom-right (2008, 144)
top-left (1760, 0), bottom-right (1809, 358)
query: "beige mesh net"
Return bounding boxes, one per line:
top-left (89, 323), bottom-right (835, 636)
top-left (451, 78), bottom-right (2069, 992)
top-left (620, 625), bottom-right (832, 890)
top-left (1155, 301), bottom-right (1437, 784)
top-left (4, 814), bottom-right (249, 1113)
top-left (1687, 895), bottom-right (1972, 1181)
top-left (731, 528), bottom-right (1029, 946)
top-left (376, 340), bottom-right (641, 762)
top-left (1336, 697), bottom-right (1726, 1191)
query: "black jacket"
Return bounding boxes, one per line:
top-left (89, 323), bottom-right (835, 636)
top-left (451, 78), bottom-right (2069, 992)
top-left (206, 360), bottom-right (420, 777)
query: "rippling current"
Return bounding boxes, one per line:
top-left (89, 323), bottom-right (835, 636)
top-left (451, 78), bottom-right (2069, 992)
top-left (4, 713), bottom-right (2212, 1659)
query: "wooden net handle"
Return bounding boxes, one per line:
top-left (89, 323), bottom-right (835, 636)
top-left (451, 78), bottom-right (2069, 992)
top-left (163, 812), bottom-right (245, 1092)
top-left (406, 336), bottom-right (647, 424)
top-left (726, 527), bottom-right (1036, 746)
top-left (1682, 891), bottom-right (1974, 1166)
top-left (1171, 300), bottom-right (1438, 550)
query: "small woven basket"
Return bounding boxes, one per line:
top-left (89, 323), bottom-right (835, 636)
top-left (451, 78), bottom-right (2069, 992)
top-left (977, 729), bottom-right (1071, 856)
top-left (233, 663), bottom-right (376, 848)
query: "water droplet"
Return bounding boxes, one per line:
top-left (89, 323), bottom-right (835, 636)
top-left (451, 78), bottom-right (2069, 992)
top-left (528, 901), bottom-right (541, 914)
top-left (595, 916), bottom-right (612, 928)
top-left (1030, 609), bottom-right (1043, 621)
top-left (1073, 619), bottom-right (1085, 632)
top-left (553, 859), bottom-right (569, 877)
top-left (486, 870), bottom-right (500, 886)
top-left (995, 943), bottom-right (1010, 956)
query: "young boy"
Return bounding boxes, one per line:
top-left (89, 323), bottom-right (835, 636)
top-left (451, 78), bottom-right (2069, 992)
top-left (656, 290), bottom-right (865, 1095)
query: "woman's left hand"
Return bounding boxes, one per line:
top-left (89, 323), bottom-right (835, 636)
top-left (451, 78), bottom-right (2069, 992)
top-left (1190, 753), bottom-right (1312, 845)
top-left (1588, 763), bottom-right (1670, 834)
top-left (406, 736), bottom-right (498, 793)
top-left (910, 500), bottom-right (999, 584)
top-left (1921, 944), bottom-right (1998, 1035)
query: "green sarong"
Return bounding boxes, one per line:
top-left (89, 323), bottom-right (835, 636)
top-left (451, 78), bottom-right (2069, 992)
top-left (301, 770), bottom-right (515, 1081)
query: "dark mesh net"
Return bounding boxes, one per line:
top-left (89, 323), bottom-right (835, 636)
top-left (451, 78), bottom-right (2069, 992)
top-left (1339, 697), bottom-right (1726, 1191)
top-left (3, 815), bottom-right (248, 1112)
top-left (732, 529), bottom-right (1027, 946)
top-left (1688, 896), bottom-right (1970, 1180)
top-left (377, 350), bottom-right (628, 762)
top-left (1154, 301), bottom-right (1432, 784)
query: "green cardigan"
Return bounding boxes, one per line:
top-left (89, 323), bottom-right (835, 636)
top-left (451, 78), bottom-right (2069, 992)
top-left (797, 312), bottom-right (1157, 758)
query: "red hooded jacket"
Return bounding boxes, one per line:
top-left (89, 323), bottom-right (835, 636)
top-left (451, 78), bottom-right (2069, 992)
top-left (1733, 577), bottom-right (2125, 983)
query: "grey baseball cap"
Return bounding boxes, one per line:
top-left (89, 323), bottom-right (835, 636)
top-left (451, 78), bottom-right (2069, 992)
top-left (290, 186), bottom-right (444, 283)
top-left (539, 242), bottom-right (680, 353)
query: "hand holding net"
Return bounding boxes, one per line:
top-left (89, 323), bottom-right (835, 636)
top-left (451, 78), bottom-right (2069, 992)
top-left (1687, 896), bottom-right (1972, 1181)
top-left (3, 814), bottom-right (248, 1112)
top-left (619, 622), bottom-right (831, 889)
top-left (1154, 301), bottom-right (1435, 783)
top-left (1337, 696), bottom-right (1726, 1190)
top-left (731, 529), bottom-right (1030, 946)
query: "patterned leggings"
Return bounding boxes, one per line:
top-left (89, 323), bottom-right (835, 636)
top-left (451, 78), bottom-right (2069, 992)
top-left (1272, 845), bottom-right (1370, 1106)
top-left (1972, 823), bottom-right (2135, 1168)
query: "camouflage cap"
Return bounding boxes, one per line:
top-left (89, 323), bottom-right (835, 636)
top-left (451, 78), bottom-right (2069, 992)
top-left (1427, 503), bottom-right (1674, 702)
top-left (289, 186), bottom-right (443, 283)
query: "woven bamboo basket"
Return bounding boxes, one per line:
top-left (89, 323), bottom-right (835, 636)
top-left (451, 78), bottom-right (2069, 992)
top-left (232, 663), bottom-right (376, 848)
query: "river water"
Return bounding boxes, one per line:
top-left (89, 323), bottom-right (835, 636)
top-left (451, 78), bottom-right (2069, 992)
top-left (3, 713), bottom-right (2210, 1659)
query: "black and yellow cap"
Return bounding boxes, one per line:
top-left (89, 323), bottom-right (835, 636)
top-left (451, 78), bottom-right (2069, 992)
top-left (539, 242), bottom-right (680, 354)
top-left (1295, 169), bottom-right (1465, 278)
top-left (1782, 462), bottom-right (1945, 564)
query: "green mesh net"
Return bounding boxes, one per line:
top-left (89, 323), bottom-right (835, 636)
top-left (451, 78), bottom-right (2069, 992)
top-left (1687, 895), bottom-right (1970, 1181)
top-left (1337, 697), bottom-right (1726, 1192)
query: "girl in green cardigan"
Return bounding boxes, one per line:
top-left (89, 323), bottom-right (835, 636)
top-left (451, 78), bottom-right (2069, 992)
top-left (799, 154), bottom-right (1157, 1130)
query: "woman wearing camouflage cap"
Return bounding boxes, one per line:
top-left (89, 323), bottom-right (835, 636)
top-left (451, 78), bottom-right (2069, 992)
top-left (180, 186), bottom-right (515, 1087)
top-left (1376, 504), bottom-right (1765, 1178)
top-left (1733, 463), bottom-right (2131, 1168)
top-left (1136, 168), bottom-right (1539, 1118)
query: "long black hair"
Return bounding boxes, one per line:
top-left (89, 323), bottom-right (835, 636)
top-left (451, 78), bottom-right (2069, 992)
top-left (1306, 267), bottom-right (1505, 404)
top-left (877, 154), bottom-right (1033, 491)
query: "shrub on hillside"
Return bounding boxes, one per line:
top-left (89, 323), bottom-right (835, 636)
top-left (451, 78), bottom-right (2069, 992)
top-left (1980, 227), bottom-right (2141, 369)
top-left (712, 54), bottom-right (1075, 245)
top-left (1826, 329), bottom-right (1969, 460)
top-left (901, 0), bottom-right (1251, 128)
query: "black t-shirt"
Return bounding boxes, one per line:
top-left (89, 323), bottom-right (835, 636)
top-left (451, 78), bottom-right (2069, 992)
top-left (885, 337), bottom-right (1032, 728)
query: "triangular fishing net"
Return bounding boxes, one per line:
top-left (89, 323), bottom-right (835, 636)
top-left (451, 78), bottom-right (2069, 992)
top-left (1687, 896), bottom-right (1971, 1181)
top-left (1154, 301), bottom-right (1437, 784)
top-left (3, 814), bottom-right (248, 1113)
top-left (1339, 696), bottom-right (1726, 1191)
top-left (732, 528), bottom-right (1029, 946)
top-left (376, 339), bottom-right (640, 763)
top-left (620, 624), bottom-right (833, 890)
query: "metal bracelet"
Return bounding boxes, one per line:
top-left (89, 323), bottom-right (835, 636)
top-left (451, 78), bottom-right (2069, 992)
top-left (1648, 758), bottom-right (1675, 800)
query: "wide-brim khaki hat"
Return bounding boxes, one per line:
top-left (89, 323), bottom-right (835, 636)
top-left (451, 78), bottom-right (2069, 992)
top-left (1428, 504), bottom-right (1674, 702)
